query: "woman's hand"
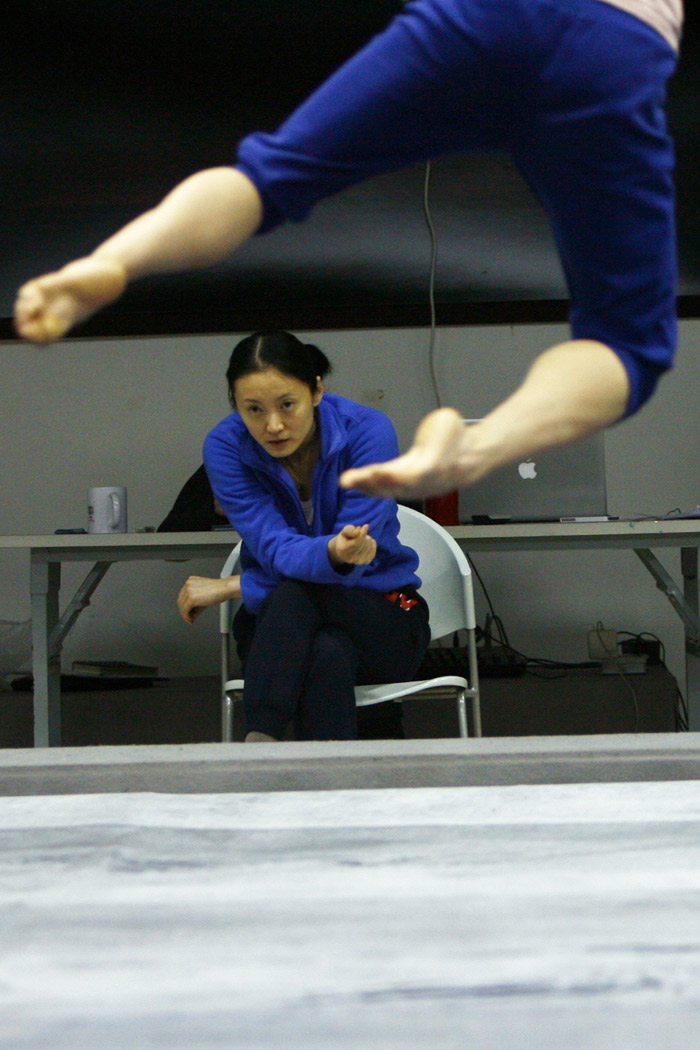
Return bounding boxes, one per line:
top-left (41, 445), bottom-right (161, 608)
top-left (327, 523), bottom-right (377, 568)
top-left (177, 574), bottom-right (241, 624)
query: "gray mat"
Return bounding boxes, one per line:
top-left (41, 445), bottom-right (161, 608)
top-left (2, 781), bottom-right (700, 1049)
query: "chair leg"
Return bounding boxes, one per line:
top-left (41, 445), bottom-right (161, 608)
top-left (457, 690), bottom-right (469, 739)
top-left (456, 689), bottom-right (482, 738)
top-left (471, 692), bottom-right (482, 738)
top-left (221, 632), bottom-right (233, 742)
top-left (222, 693), bottom-right (233, 743)
top-left (467, 628), bottom-right (482, 738)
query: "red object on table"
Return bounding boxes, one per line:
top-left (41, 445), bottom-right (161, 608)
top-left (424, 490), bottom-right (459, 526)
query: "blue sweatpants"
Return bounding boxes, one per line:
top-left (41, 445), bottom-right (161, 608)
top-left (236, 0), bottom-right (679, 414)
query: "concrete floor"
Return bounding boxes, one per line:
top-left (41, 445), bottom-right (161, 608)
top-left (1, 736), bottom-right (699, 1048)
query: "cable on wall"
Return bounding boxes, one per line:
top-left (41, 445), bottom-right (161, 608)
top-left (422, 160), bottom-right (442, 409)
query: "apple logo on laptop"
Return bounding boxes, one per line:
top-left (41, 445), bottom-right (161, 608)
top-left (518, 459), bottom-right (537, 480)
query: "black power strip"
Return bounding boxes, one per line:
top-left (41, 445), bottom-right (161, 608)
top-left (477, 644), bottom-right (527, 678)
top-left (620, 637), bottom-right (662, 665)
top-left (416, 643), bottom-right (527, 679)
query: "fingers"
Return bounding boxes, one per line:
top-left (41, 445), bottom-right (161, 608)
top-left (339, 523), bottom-right (368, 544)
top-left (178, 599), bottom-right (198, 625)
top-left (177, 575), bottom-right (215, 624)
top-left (340, 523), bottom-right (368, 539)
top-left (177, 581), bottom-right (197, 624)
top-left (178, 596), bottom-right (205, 624)
top-left (362, 536), bottom-right (378, 564)
top-left (337, 523), bottom-right (376, 564)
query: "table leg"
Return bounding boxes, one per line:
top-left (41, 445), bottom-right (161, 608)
top-left (30, 558), bottom-right (62, 747)
top-left (634, 547), bottom-right (700, 731)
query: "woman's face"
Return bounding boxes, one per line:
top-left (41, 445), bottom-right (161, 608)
top-left (234, 368), bottom-right (323, 458)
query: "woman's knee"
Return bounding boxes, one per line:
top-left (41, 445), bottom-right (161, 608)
top-left (271, 578), bottom-right (313, 603)
top-left (309, 625), bottom-right (358, 676)
top-left (257, 578), bottom-right (316, 621)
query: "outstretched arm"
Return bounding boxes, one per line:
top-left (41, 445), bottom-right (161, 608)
top-left (340, 338), bottom-right (630, 498)
top-left (14, 167), bottom-right (262, 343)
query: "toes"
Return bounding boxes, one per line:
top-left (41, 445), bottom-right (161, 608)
top-left (19, 297), bottom-right (74, 344)
top-left (14, 281), bottom-right (66, 343)
top-left (39, 311), bottom-right (71, 343)
top-left (14, 285), bottom-right (43, 326)
top-left (13, 259), bottom-right (128, 344)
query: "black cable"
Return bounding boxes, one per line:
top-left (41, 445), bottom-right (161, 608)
top-left (466, 554), bottom-right (498, 621)
top-left (617, 628), bottom-right (666, 665)
top-left (617, 627), bottom-right (688, 732)
top-left (675, 687), bottom-right (689, 731)
top-left (481, 623), bottom-right (596, 672)
top-left (468, 565), bottom-right (680, 733)
top-left (607, 658), bottom-right (641, 732)
top-left (487, 613), bottom-right (510, 648)
top-left (422, 160), bottom-right (441, 410)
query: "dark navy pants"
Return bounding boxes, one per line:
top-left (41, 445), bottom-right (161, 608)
top-left (233, 580), bottom-right (430, 741)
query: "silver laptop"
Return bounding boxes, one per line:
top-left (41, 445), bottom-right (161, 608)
top-left (458, 421), bottom-right (610, 523)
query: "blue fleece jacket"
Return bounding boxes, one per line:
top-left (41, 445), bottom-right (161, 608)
top-left (203, 393), bottom-right (421, 613)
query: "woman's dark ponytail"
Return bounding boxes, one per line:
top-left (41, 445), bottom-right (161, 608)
top-left (226, 331), bottom-right (332, 406)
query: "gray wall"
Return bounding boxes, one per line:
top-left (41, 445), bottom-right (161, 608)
top-left (1, 320), bottom-right (698, 696)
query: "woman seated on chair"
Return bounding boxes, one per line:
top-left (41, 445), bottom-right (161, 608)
top-left (177, 331), bottom-right (430, 742)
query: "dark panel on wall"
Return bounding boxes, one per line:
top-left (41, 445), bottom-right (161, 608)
top-left (2, 1), bottom-right (698, 338)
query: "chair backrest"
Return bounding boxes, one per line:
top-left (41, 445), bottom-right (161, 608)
top-left (395, 505), bottom-right (476, 639)
top-left (218, 506), bottom-right (475, 640)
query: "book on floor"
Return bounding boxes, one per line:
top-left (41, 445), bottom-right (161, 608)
top-left (71, 659), bottom-right (159, 677)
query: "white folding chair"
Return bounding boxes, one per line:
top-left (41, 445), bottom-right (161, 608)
top-left (219, 505), bottom-right (481, 740)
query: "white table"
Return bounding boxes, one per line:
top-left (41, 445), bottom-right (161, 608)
top-left (449, 519), bottom-right (700, 733)
top-left (1, 532), bottom-right (239, 747)
top-left (1, 520), bottom-right (699, 746)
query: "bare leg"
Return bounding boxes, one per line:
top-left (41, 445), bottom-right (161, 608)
top-left (14, 167), bottom-right (262, 343)
top-left (340, 340), bottom-right (630, 499)
top-left (341, 407), bottom-right (470, 500)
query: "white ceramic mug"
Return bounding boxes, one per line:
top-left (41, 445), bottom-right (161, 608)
top-left (87, 486), bottom-right (128, 534)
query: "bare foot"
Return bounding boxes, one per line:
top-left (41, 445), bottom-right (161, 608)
top-left (340, 407), bottom-right (476, 499)
top-left (244, 731), bottom-right (278, 743)
top-left (14, 257), bottom-right (128, 343)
